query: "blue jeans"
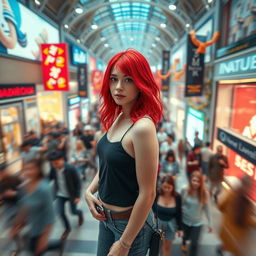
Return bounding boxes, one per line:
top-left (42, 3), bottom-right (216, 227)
top-left (97, 210), bottom-right (155, 256)
top-left (56, 196), bottom-right (83, 230)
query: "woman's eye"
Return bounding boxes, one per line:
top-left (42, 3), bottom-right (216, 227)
top-left (110, 77), bottom-right (117, 82)
top-left (124, 78), bottom-right (133, 83)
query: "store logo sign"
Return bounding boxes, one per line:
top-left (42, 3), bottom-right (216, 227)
top-left (0, 84), bottom-right (36, 99)
top-left (217, 128), bottom-right (256, 165)
top-left (72, 45), bottom-right (87, 65)
top-left (217, 53), bottom-right (256, 76)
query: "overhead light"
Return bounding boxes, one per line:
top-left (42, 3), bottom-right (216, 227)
top-left (100, 37), bottom-right (106, 41)
top-left (160, 23), bottom-right (166, 28)
top-left (169, 4), bottom-right (176, 10)
top-left (155, 37), bottom-right (160, 41)
top-left (34, 0), bottom-right (40, 5)
top-left (64, 24), bottom-right (69, 29)
top-left (174, 38), bottom-right (178, 42)
top-left (208, 0), bottom-right (213, 3)
top-left (104, 43), bottom-right (109, 47)
top-left (130, 37), bottom-right (134, 41)
top-left (77, 39), bottom-right (80, 43)
top-left (186, 23), bottom-right (190, 28)
top-left (91, 24), bottom-right (98, 30)
top-left (152, 43), bottom-right (156, 47)
top-left (75, 7), bottom-right (83, 14)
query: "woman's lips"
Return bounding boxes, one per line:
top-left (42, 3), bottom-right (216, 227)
top-left (115, 94), bottom-right (125, 99)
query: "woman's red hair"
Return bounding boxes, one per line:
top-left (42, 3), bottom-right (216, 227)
top-left (99, 49), bottom-right (163, 130)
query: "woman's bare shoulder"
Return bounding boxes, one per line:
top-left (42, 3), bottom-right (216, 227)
top-left (132, 117), bottom-right (156, 137)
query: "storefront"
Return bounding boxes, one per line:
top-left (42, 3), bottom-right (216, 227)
top-left (213, 47), bottom-right (256, 201)
top-left (0, 83), bottom-right (37, 164)
top-left (80, 98), bottom-right (90, 124)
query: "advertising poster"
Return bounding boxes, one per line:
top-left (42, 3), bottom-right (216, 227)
top-left (229, 86), bottom-right (256, 200)
top-left (161, 50), bottom-right (170, 92)
top-left (92, 70), bottom-right (103, 95)
top-left (41, 43), bottom-right (69, 91)
top-left (71, 45), bottom-right (87, 65)
top-left (185, 35), bottom-right (206, 97)
top-left (186, 106), bottom-right (205, 147)
top-left (0, 0), bottom-right (59, 60)
top-left (81, 98), bottom-right (90, 124)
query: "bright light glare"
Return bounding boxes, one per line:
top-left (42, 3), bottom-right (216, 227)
top-left (91, 24), bottom-right (98, 30)
top-left (169, 4), bottom-right (176, 10)
top-left (75, 8), bottom-right (83, 14)
top-left (160, 23), bottom-right (166, 28)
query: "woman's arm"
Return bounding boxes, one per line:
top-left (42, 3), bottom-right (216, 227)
top-left (203, 192), bottom-right (213, 232)
top-left (85, 172), bottom-right (106, 221)
top-left (119, 118), bottom-right (158, 246)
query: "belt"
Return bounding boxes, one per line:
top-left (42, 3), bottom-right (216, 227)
top-left (103, 207), bottom-right (133, 220)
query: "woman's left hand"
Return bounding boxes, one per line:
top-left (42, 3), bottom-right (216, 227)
top-left (107, 240), bottom-right (130, 256)
top-left (208, 226), bottom-right (213, 233)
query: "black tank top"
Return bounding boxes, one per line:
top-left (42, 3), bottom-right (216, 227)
top-left (97, 124), bottom-right (139, 207)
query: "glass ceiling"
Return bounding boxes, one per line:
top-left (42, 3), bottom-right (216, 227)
top-left (92, 0), bottom-right (167, 53)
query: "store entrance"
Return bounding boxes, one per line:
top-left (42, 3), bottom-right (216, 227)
top-left (0, 103), bottom-right (23, 163)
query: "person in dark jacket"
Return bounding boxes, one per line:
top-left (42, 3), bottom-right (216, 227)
top-left (155, 175), bottom-right (183, 256)
top-left (48, 151), bottom-right (84, 240)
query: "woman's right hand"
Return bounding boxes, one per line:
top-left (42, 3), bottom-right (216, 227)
top-left (85, 189), bottom-right (106, 221)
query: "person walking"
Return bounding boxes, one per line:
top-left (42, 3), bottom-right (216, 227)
top-left (181, 171), bottom-right (213, 256)
top-left (85, 49), bottom-right (163, 256)
top-left (207, 145), bottom-right (229, 202)
top-left (156, 175), bottom-right (183, 256)
top-left (48, 151), bottom-right (84, 240)
top-left (200, 142), bottom-right (213, 178)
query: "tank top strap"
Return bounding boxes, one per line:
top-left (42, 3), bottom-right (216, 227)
top-left (120, 123), bottom-right (135, 142)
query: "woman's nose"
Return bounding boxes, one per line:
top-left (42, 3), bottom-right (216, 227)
top-left (115, 80), bottom-right (123, 89)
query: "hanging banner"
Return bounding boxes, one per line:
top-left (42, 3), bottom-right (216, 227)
top-left (41, 43), bottom-right (70, 91)
top-left (92, 70), bottom-right (103, 95)
top-left (161, 50), bottom-right (170, 92)
top-left (77, 64), bottom-right (88, 97)
top-left (185, 35), bottom-right (206, 97)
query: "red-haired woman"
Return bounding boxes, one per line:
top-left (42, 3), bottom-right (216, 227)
top-left (85, 49), bottom-right (163, 256)
top-left (181, 171), bottom-right (212, 256)
top-left (157, 175), bottom-right (183, 256)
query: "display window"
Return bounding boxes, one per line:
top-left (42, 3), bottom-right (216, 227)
top-left (68, 96), bottom-right (80, 131)
top-left (25, 100), bottom-right (40, 135)
top-left (0, 104), bottom-right (23, 163)
top-left (214, 83), bottom-right (256, 200)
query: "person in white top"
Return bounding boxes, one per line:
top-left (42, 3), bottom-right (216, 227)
top-left (200, 142), bottom-right (213, 177)
top-left (160, 134), bottom-right (177, 161)
top-left (157, 127), bottom-right (168, 144)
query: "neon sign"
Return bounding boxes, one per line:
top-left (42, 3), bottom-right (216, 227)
top-left (0, 84), bottom-right (36, 99)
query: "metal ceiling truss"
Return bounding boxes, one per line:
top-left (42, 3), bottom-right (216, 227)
top-left (82, 19), bottom-right (177, 46)
top-left (91, 31), bottom-right (169, 53)
top-left (68, 0), bottom-right (191, 34)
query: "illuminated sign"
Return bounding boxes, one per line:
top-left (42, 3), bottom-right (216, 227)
top-left (68, 96), bottom-right (80, 106)
top-left (41, 43), bottom-right (70, 91)
top-left (216, 53), bottom-right (256, 76)
top-left (71, 45), bottom-right (87, 65)
top-left (0, 84), bottom-right (36, 99)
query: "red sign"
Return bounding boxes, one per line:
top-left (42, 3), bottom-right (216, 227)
top-left (229, 86), bottom-right (256, 200)
top-left (0, 84), bottom-right (36, 99)
top-left (92, 70), bottom-right (103, 95)
top-left (41, 43), bottom-right (69, 91)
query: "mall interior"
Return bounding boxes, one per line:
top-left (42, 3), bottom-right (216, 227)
top-left (0, 0), bottom-right (256, 255)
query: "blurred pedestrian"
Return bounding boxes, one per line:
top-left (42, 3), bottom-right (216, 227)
top-left (156, 175), bottom-right (183, 256)
top-left (186, 145), bottom-right (201, 180)
top-left (200, 142), bottom-right (213, 178)
top-left (48, 151), bottom-right (84, 240)
top-left (193, 131), bottom-right (203, 147)
top-left (217, 175), bottom-right (256, 256)
top-left (160, 150), bottom-right (180, 180)
top-left (181, 171), bottom-right (212, 256)
top-left (10, 158), bottom-right (64, 256)
top-left (207, 145), bottom-right (229, 202)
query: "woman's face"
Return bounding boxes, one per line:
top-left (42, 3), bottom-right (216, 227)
top-left (109, 66), bottom-right (140, 108)
top-left (162, 181), bottom-right (173, 194)
top-left (191, 176), bottom-right (201, 190)
top-left (167, 156), bottom-right (174, 163)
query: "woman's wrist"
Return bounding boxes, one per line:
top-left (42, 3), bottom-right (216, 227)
top-left (119, 238), bottom-right (131, 250)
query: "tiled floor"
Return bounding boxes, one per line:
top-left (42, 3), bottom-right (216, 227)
top-left (2, 165), bottom-right (254, 256)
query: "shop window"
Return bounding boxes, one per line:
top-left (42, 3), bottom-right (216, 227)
top-left (0, 105), bottom-right (22, 163)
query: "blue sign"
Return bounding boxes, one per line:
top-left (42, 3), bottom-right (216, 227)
top-left (217, 128), bottom-right (256, 165)
top-left (71, 45), bottom-right (87, 65)
top-left (216, 53), bottom-right (256, 77)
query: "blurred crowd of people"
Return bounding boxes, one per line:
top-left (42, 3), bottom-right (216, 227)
top-left (0, 111), bottom-right (255, 256)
